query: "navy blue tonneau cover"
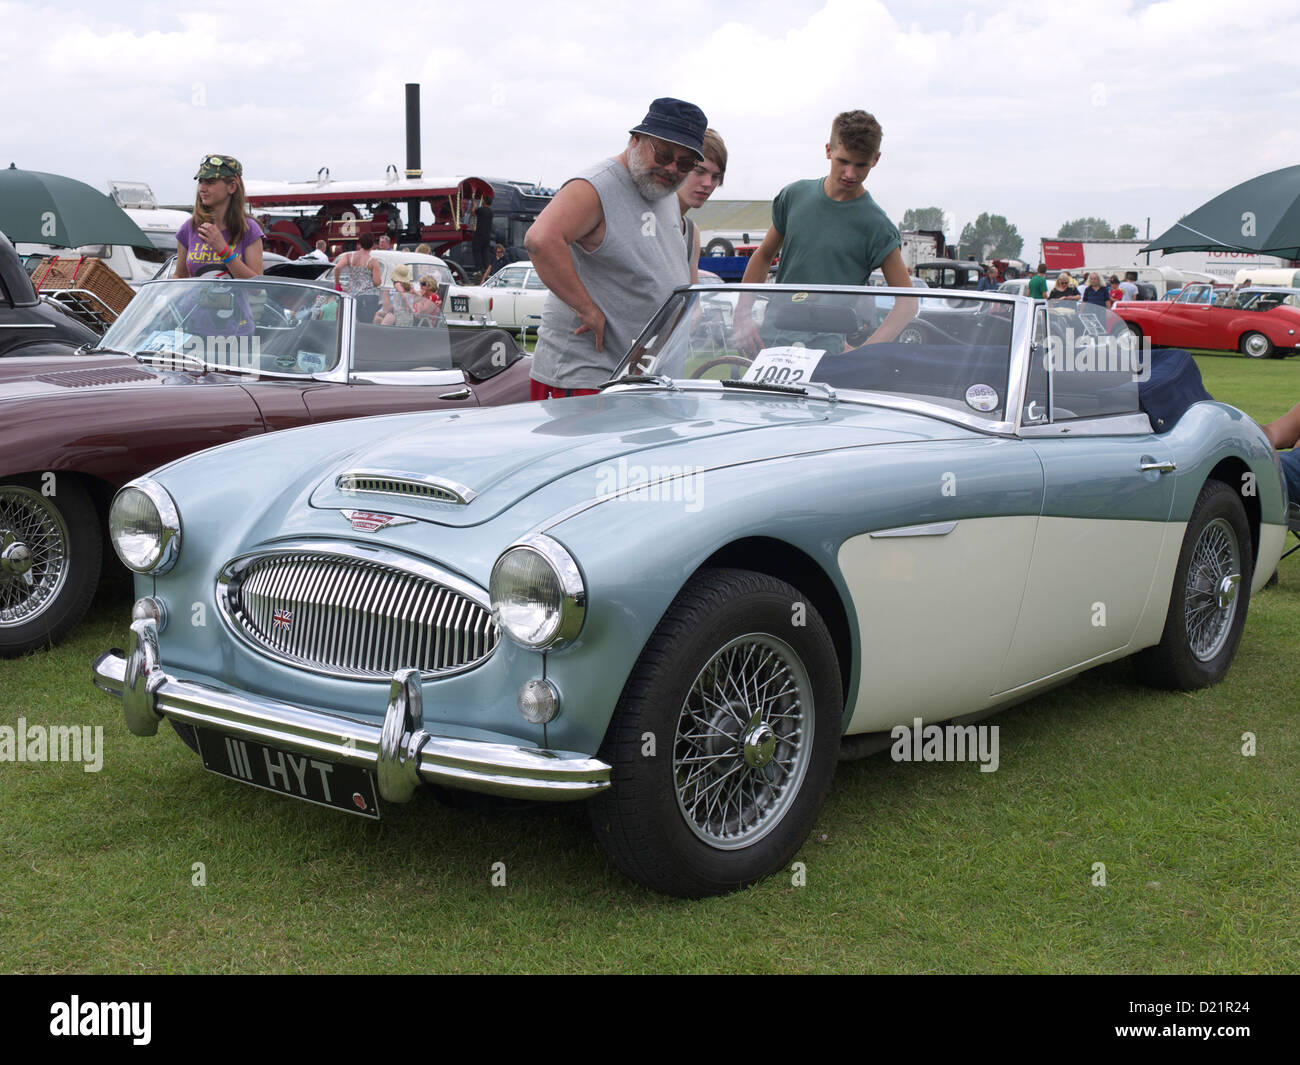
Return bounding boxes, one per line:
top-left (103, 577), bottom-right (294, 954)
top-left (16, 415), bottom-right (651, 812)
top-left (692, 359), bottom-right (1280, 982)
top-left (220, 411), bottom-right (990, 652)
top-left (1138, 348), bottom-right (1213, 432)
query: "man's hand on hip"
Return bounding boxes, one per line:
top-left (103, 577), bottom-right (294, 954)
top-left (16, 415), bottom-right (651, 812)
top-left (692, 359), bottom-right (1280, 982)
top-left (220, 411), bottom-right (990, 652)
top-left (573, 305), bottom-right (607, 352)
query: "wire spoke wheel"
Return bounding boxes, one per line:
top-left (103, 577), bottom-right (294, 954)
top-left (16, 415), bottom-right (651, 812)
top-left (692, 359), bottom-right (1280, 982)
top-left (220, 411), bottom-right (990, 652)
top-left (1183, 516), bottom-right (1240, 662)
top-left (0, 485), bottom-right (70, 626)
top-left (0, 476), bottom-right (100, 656)
top-left (591, 569), bottom-right (841, 896)
top-left (1137, 479), bottom-right (1251, 691)
top-left (673, 633), bottom-right (814, 850)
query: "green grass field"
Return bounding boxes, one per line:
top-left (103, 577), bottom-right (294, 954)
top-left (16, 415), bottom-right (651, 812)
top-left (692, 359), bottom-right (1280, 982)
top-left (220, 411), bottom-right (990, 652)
top-left (1, 350), bottom-right (1297, 974)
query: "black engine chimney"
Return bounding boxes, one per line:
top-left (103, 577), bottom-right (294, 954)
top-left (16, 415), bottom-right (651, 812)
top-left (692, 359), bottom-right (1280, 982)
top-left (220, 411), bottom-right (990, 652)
top-left (405, 83), bottom-right (421, 179)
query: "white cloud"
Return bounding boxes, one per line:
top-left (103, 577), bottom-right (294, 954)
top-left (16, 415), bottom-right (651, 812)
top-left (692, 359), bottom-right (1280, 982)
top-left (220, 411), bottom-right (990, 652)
top-left (2, 0), bottom-right (1297, 256)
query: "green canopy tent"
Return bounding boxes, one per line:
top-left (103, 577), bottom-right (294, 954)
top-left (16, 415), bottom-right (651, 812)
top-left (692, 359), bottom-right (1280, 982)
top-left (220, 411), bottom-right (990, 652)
top-left (0, 163), bottom-right (152, 249)
top-left (1142, 164), bottom-right (1300, 260)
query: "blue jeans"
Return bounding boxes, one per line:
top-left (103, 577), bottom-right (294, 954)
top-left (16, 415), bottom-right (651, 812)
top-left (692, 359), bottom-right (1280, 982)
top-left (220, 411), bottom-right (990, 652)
top-left (1280, 449), bottom-right (1300, 507)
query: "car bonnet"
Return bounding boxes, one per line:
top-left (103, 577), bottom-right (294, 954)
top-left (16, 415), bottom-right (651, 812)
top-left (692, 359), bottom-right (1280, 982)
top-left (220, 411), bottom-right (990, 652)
top-left (302, 391), bottom-right (909, 529)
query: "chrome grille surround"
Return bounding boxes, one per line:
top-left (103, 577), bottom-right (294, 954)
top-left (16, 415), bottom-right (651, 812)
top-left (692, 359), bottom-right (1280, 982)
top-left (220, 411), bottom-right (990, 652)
top-left (216, 540), bottom-right (497, 681)
top-left (335, 470), bottom-right (477, 505)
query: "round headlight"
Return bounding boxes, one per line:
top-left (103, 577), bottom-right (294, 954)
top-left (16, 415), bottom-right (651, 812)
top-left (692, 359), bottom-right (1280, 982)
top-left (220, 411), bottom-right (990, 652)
top-left (489, 535), bottom-right (585, 650)
top-left (109, 478), bottom-right (181, 574)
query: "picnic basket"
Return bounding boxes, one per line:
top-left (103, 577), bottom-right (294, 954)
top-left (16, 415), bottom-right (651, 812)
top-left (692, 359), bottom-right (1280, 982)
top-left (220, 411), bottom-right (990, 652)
top-left (30, 255), bottom-right (135, 327)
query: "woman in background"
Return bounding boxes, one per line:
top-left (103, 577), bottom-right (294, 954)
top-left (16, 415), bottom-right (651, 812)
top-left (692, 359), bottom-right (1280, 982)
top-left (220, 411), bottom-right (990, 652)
top-left (334, 232), bottom-right (382, 322)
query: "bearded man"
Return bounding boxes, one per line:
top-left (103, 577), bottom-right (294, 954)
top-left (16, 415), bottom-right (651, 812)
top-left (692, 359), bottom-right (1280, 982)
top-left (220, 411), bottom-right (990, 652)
top-left (524, 97), bottom-right (707, 398)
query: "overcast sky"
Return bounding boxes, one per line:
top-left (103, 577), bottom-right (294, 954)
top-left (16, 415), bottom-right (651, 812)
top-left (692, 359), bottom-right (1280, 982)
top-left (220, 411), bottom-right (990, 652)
top-left (4, 0), bottom-right (1298, 258)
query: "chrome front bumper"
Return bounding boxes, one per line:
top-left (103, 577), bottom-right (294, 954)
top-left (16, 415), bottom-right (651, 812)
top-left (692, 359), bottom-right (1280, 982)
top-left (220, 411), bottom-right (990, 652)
top-left (93, 618), bottom-right (611, 803)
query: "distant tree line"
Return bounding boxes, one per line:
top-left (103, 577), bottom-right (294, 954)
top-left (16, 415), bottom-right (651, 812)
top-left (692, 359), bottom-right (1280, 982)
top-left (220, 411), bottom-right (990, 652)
top-left (1056, 217), bottom-right (1139, 240)
top-left (896, 208), bottom-right (1140, 260)
top-left (898, 205), bottom-right (1024, 260)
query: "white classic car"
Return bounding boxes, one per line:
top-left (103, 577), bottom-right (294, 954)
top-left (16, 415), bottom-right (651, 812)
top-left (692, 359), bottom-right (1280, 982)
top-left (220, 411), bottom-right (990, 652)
top-left (444, 262), bottom-right (548, 333)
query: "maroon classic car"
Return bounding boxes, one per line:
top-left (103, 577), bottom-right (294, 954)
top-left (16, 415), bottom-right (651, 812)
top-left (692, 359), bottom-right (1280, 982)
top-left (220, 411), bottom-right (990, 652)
top-left (1113, 282), bottom-right (1300, 358)
top-left (0, 277), bottom-right (531, 656)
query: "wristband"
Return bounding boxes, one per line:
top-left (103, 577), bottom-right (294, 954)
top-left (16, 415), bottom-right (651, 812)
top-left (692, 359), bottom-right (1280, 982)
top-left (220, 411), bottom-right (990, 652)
top-left (220, 249), bottom-right (237, 265)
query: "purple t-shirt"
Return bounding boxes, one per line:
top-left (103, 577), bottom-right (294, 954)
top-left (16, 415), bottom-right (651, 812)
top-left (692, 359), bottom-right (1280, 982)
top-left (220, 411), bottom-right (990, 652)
top-left (176, 217), bottom-right (264, 275)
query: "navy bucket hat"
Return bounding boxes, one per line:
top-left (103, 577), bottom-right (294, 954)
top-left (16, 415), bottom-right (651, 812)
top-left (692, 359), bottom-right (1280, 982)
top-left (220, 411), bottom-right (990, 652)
top-left (629, 98), bottom-right (708, 160)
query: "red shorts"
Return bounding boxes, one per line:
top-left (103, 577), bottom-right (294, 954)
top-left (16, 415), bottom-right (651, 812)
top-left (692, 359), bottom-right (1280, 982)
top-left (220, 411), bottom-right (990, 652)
top-left (530, 380), bottom-right (601, 401)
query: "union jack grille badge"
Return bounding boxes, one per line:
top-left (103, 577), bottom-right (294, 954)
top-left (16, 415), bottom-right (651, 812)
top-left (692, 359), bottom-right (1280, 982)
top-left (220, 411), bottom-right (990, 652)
top-left (271, 608), bottom-right (293, 632)
top-left (340, 509), bottom-right (416, 532)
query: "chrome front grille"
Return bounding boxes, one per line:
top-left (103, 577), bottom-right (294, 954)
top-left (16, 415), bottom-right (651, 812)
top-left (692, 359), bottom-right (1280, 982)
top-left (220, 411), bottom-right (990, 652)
top-left (218, 547), bottom-right (497, 679)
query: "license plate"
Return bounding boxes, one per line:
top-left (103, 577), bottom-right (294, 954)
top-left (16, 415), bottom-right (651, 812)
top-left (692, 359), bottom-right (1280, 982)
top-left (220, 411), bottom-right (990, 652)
top-left (450, 296), bottom-right (469, 313)
top-left (195, 726), bottom-right (380, 818)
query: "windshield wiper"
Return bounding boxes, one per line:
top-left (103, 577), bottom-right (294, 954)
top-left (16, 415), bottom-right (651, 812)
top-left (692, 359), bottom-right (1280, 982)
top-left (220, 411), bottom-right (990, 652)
top-left (717, 379), bottom-right (837, 403)
top-left (719, 378), bottom-right (837, 402)
top-left (720, 378), bottom-right (805, 395)
top-left (599, 374), bottom-right (678, 391)
top-left (79, 345), bottom-right (135, 357)
top-left (133, 349), bottom-right (209, 373)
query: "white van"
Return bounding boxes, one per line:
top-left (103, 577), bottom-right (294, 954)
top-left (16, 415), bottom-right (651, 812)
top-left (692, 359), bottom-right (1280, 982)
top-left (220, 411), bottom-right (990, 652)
top-left (1084, 264), bottom-right (1197, 298)
top-left (1232, 267), bottom-right (1300, 289)
top-left (19, 181), bottom-right (189, 289)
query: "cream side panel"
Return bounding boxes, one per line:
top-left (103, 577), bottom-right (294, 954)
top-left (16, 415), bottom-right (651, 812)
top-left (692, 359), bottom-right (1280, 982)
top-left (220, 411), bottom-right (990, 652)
top-left (998, 517), bottom-right (1167, 692)
top-left (1253, 523), bottom-right (1287, 594)
top-left (840, 516), bottom-right (1037, 735)
top-left (1126, 521), bottom-right (1187, 651)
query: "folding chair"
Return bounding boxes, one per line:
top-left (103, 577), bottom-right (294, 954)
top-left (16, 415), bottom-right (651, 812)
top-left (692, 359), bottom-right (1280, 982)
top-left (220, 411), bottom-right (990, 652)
top-left (1280, 502), bottom-right (1300, 562)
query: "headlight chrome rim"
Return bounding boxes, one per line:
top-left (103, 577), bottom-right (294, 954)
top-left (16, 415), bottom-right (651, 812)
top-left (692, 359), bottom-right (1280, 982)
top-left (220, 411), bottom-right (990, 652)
top-left (490, 534), bottom-right (586, 650)
top-left (109, 478), bottom-right (181, 575)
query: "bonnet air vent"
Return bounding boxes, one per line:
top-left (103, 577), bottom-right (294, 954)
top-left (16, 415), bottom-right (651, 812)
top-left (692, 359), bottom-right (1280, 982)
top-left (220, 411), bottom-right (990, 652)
top-left (335, 470), bottom-right (477, 505)
top-left (35, 367), bottom-right (156, 388)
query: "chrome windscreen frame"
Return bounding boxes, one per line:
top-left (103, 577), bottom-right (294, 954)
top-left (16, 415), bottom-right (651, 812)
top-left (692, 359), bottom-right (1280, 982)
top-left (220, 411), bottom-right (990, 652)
top-left (616, 285), bottom-right (1035, 437)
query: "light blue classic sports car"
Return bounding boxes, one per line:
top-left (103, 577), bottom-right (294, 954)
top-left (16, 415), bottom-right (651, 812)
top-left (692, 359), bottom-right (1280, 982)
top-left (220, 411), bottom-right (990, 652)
top-left (94, 287), bottom-right (1288, 897)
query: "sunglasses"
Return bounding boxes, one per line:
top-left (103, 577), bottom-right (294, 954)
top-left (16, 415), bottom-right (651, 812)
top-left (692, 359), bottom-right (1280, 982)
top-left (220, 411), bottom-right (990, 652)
top-left (199, 154), bottom-right (242, 174)
top-left (642, 137), bottom-right (698, 173)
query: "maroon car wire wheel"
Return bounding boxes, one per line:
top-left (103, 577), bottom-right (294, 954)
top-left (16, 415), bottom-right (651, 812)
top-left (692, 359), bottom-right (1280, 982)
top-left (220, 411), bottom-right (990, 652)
top-left (0, 486), bottom-right (70, 626)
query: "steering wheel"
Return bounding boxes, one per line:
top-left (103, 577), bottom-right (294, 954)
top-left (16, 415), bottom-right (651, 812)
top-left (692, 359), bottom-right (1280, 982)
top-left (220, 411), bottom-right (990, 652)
top-left (690, 355), bottom-right (752, 380)
top-left (910, 318), bottom-right (972, 345)
top-left (256, 301), bottom-right (293, 328)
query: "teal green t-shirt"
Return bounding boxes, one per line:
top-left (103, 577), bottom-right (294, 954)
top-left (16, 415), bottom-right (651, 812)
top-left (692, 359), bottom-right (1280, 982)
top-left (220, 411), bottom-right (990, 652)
top-left (771, 178), bottom-right (900, 285)
top-left (1028, 274), bottom-right (1048, 298)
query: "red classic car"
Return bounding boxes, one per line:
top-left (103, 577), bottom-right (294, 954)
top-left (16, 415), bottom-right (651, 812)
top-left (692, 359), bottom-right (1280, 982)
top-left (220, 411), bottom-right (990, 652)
top-left (1113, 282), bottom-right (1300, 358)
top-left (0, 276), bottom-right (531, 656)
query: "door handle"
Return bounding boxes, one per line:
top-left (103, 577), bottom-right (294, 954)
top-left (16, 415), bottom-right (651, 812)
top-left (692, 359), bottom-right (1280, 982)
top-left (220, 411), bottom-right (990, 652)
top-left (1139, 460), bottom-right (1176, 473)
top-left (438, 387), bottom-right (473, 401)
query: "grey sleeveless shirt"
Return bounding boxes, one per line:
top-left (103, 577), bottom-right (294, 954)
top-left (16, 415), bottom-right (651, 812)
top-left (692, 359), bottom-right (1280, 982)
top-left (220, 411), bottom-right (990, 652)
top-left (531, 157), bottom-right (689, 389)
